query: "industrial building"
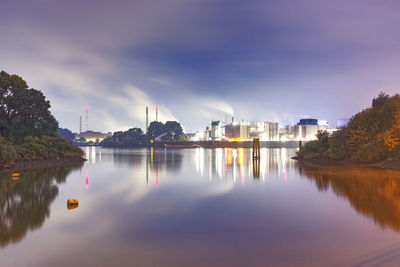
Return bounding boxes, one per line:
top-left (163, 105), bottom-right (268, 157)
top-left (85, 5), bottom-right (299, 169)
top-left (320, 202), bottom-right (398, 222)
top-left (294, 119), bottom-right (328, 141)
top-left (75, 131), bottom-right (111, 142)
top-left (224, 121), bottom-right (279, 141)
top-left (225, 124), bottom-right (250, 140)
top-left (279, 125), bottom-right (294, 141)
top-left (248, 122), bottom-right (279, 141)
top-left (210, 121), bottom-right (223, 141)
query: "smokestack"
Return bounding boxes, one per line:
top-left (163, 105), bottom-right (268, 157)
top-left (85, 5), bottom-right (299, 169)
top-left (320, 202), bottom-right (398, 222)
top-left (146, 106), bottom-right (149, 133)
top-left (156, 106), bottom-right (158, 122)
top-left (79, 116), bottom-right (82, 134)
top-left (85, 106), bottom-right (89, 132)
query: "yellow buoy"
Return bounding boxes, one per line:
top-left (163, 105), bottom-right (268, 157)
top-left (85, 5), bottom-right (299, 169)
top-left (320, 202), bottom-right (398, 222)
top-left (67, 204), bottom-right (79, 210)
top-left (67, 199), bottom-right (79, 209)
top-left (12, 176), bottom-right (19, 180)
top-left (12, 173), bottom-right (19, 177)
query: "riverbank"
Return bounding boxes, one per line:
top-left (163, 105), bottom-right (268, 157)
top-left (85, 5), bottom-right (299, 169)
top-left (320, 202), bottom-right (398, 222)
top-left (101, 140), bottom-right (300, 149)
top-left (11, 156), bottom-right (86, 171)
top-left (0, 135), bottom-right (85, 170)
top-left (292, 156), bottom-right (400, 171)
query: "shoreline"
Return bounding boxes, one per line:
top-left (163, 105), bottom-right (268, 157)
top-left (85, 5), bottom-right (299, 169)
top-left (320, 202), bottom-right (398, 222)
top-left (1, 156), bottom-right (86, 171)
top-left (292, 156), bottom-right (400, 171)
top-left (100, 140), bottom-right (300, 149)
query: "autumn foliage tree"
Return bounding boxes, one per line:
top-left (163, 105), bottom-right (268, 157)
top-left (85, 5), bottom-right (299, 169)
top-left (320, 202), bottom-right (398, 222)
top-left (298, 92), bottom-right (400, 162)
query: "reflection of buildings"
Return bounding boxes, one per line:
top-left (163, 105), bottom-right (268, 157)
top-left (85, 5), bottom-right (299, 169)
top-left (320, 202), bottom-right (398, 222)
top-left (194, 147), bottom-right (295, 182)
top-left (0, 165), bottom-right (83, 247)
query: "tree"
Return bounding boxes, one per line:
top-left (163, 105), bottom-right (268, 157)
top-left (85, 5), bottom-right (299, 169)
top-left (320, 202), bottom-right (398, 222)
top-left (164, 121), bottom-right (183, 141)
top-left (298, 92), bottom-right (400, 162)
top-left (147, 121), bottom-right (165, 140)
top-left (57, 128), bottom-right (75, 141)
top-left (0, 71), bottom-right (58, 138)
top-left (100, 128), bottom-right (146, 147)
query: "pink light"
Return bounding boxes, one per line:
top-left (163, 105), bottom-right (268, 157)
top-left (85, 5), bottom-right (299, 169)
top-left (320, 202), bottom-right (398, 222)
top-left (285, 164), bottom-right (287, 184)
top-left (156, 167), bottom-right (159, 189)
top-left (240, 109), bottom-right (245, 113)
top-left (85, 105), bottom-right (90, 110)
top-left (85, 168), bottom-right (89, 189)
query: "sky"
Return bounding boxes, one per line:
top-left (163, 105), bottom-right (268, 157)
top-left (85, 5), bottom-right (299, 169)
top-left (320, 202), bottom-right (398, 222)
top-left (1, 0), bottom-right (400, 133)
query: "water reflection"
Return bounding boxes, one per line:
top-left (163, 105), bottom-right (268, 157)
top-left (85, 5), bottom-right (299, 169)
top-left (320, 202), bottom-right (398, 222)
top-left (298, 163), bottom-right (400, 231)
top-left (0, 164), bottom-right (83, 247)
top-left (193, 147), bottom-right (294, 182)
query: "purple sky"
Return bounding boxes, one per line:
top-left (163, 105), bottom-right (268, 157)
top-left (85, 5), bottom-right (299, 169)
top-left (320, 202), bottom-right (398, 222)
top-left (1, 0), bottom-right (399, 133)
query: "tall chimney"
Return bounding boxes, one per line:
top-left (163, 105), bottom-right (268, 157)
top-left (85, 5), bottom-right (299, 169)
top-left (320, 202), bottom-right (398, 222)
top-left (85, 106), bottom-right (89, 132)
top-left (79, 116), bottom-right (82, 134)
top-left (146, 106), bottom-right (149, 133)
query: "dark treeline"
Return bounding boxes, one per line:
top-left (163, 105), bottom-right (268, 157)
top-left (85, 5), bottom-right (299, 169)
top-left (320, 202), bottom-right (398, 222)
top-left (100, 121), bottom-right (185, 147)
top-left (0, 71), bottom-right (83, 168)
top-left (297, 92), bottom-right (400, 163)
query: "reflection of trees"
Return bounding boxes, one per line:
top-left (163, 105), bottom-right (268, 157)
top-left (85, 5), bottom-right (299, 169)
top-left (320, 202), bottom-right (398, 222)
top-left (298, 163), bottom-right (400, 231)
top-left (148, 149), bottom-right (183, 173)
top-left (0, 164), bottom-right (83, 247)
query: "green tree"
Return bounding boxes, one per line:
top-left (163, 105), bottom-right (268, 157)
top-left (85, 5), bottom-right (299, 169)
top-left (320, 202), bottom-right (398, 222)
top-left (147, 121), bottom-right (165, 140)
top-left (0, 71), bottom-right (58, 138)
top-left (164, 121), bottom-right (183, 141)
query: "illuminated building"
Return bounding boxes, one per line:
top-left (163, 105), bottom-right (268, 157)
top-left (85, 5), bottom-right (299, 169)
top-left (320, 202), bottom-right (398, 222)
top-left (279, 125), bottom-right (294, 141)
top-left (224, 121), bottom-right (278, 141)
top-left (294, 119), bottom-right (329, 141)
top-left (74, 131), bottom-right (111, 142)
top-left (211, 121), bottom-right (223, 141)
top-left (225, 124), bottom-right (250, 140)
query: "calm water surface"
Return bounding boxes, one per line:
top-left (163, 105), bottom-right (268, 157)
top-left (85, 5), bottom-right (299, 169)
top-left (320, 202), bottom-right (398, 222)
top-left (2, 147), bottom-right (400, 266)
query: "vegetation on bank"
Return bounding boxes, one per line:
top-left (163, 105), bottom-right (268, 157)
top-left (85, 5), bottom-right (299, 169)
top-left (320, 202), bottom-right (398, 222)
top-left (100, 121), bottom-right (185, 147)
top-left (0, 71), bottom-right (83, 168)
top-left (297, 92), bottom-right (400, 163)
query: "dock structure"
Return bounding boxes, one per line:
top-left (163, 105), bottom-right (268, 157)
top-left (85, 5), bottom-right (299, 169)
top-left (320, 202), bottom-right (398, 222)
top-left (252, 138), bottom-right (260, 178)
top-left (252, 138), bottom-right (260, 160)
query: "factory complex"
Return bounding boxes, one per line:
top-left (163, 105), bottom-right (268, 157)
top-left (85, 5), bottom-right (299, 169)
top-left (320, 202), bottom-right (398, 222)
top-left (189, 118), bottom-right (340, 142)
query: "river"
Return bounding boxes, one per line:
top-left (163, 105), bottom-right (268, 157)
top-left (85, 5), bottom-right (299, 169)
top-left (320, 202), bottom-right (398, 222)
top-left (1, 147), bottom-right (400, 266)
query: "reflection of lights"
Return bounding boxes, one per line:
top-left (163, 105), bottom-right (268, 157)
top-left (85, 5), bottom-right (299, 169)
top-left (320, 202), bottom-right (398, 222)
top-left (281, 148), bottom-right (287, 183)
top-left (232, 149), bottom-right (237, 158)
top-left (85, 167), bottom-right (89, 189)
top-left (85, 147), bottom-right (89, 160)
top-left (238, 148), bottom-right (244, 166)
top-left (151, 147), bottom-right (153, 167)
top-left (216, 148), bottom-right (223, 179)
top-left (285, 164), bottom-right (287, 184)
top-left (199, 148), bottom-right (204, 176)
top-left (91, 146), bottom-right (96, 164)
top-left (156, 163), bottom-right (159, 189)
top-left (260, 148), bottom-right (267, 180)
